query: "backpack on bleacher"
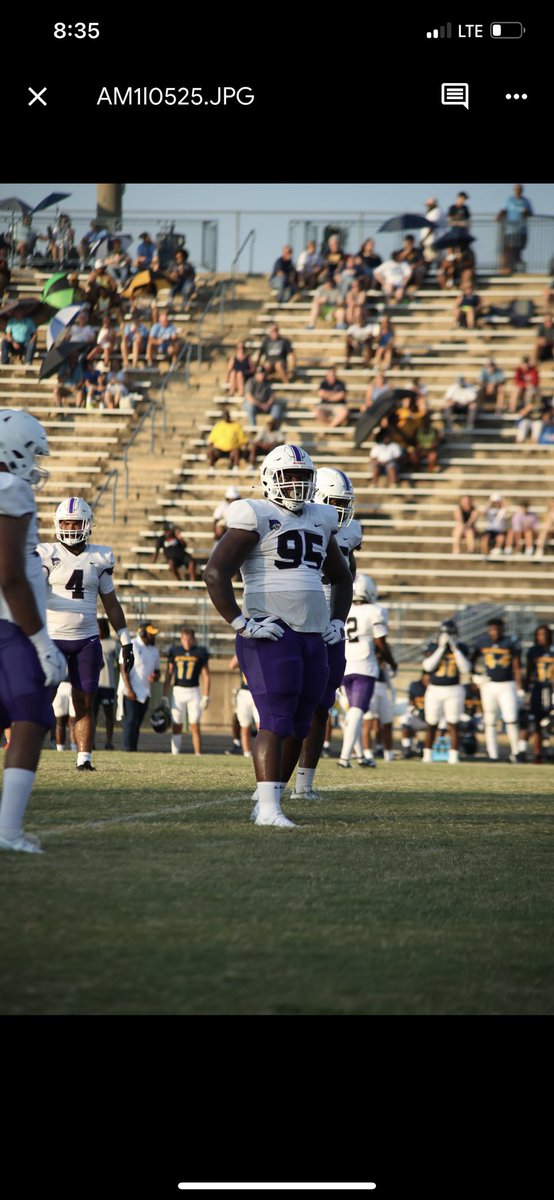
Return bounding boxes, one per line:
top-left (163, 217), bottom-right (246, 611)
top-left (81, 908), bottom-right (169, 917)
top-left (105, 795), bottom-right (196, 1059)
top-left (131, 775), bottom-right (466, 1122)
top-left (507, 298), bottom-right (535, 327)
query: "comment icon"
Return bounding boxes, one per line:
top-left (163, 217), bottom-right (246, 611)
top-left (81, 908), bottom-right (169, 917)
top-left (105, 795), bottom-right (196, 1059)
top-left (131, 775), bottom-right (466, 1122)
top-left (441, 82), bottom-right (469, 109)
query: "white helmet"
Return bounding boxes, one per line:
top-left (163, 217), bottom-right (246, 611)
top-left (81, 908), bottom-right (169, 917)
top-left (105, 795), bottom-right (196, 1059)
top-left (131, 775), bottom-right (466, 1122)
top-left (314, 467), bottom-right (355, 526)
top-left (353, 573), bottom-right (379, 603)
top-left (0, 409), bottom-right (49, 487)
top-left (55, 496), bottom-right (93, 545)
top-left (260, 443), bottom-right (316, 512)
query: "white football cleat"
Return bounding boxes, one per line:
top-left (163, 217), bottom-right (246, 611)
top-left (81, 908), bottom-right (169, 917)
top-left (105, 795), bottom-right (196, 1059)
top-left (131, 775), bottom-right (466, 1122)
top-left (255, 812), bottom-right (296, 828)
top-left (0, 832), bottom-right (44, 854)
top-left (250, 799), bottom-right (260, 821)
top-left (290, 788), bottom-right (321, 800)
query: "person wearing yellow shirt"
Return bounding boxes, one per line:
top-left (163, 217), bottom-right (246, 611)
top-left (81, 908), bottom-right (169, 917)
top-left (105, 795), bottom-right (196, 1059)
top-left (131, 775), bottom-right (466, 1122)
top-left (207, 407), bottom-right (249, 473)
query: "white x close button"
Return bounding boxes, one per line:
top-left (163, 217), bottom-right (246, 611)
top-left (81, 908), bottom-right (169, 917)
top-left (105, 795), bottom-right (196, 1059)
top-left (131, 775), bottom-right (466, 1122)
top-left (28, 87), bottom-right (47, 106)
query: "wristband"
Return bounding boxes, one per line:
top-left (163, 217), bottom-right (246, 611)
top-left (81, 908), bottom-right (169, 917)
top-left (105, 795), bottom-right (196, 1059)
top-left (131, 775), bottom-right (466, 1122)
top-left (119, 627), bottom-right (132, 645)
top-left (231, 614), bottom-right (247, 632)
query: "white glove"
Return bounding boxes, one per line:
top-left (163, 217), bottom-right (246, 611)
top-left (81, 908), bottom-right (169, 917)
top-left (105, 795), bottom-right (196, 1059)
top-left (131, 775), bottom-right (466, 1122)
top-left (471, 673), bottom-right (484, 686)
top-left (29, 628), bottom-right (68, 687)
top-left (322, 619), bottom-right (346, 645)
top-left (448, 634), bottom-right (458, 647)
top-left (233, 614), bottom-right (284, 641)
top-left (516, 688), bottom-right (526, 701)
top-left (438, 632), bottom-right (449, 648)
top-left (201, 695), bottom-right (211, 710)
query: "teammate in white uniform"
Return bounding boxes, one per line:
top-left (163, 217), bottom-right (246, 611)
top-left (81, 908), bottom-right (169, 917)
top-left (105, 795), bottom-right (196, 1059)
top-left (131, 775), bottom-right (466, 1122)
top-left (204, 443), bottom-right (353, 827)
top-left (338, 573), bottom-right (396, 766)
top-left (229, 654), bottom-right (259, 756)
top-left (290, 467), bottom-right (361, 798)
top-left (0, 410), bottom-right (67, 854)
top-left (37, 496), bottom-right (134, 770)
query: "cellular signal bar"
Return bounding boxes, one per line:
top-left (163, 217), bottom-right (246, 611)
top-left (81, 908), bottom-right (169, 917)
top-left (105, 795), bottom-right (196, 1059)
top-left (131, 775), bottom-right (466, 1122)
top-left (427, 24), bottom-right (452, 38)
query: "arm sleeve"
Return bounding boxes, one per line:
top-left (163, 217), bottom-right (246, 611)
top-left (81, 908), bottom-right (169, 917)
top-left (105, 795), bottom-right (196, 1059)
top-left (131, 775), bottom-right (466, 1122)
top-left (98, 549), bottom-right (116, 594)
top-left (225, 499), bottom-right (259, 533)
top-left (422, 643), bottom-right (444, 673)
top-left (453, 644), bottom-right (472, 674)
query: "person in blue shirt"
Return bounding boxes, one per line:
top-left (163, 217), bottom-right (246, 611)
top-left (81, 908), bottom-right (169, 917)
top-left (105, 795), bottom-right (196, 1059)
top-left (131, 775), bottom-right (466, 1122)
top-left (146, 310), bottom-right (180, 366)
top-left (134, 232), bottom-right (156, 273)
top-left (498, 184), bottom-right (533, 273)
top-left (1, 317), bottom-right (37, 364)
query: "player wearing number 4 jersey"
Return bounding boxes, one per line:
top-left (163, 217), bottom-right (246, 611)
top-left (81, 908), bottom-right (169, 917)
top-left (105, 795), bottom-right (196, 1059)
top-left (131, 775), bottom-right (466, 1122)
top-left (204, 444), bottom-right (353, 827)
top-left (37, 496), bottom-right (134, 770)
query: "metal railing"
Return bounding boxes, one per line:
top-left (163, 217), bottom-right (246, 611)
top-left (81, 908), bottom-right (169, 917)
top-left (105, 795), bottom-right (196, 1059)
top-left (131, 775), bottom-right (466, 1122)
top-left (230, 228), bottom-right (256, 278)
top-left (123, 395), bottom-right (159, 497)
top-left (92, 468), bottom-right (119, 523)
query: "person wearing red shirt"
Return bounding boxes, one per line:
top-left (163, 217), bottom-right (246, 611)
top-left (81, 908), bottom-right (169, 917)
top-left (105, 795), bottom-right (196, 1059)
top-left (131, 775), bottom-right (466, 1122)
top-left (510, 356), bottom-right (539, 413)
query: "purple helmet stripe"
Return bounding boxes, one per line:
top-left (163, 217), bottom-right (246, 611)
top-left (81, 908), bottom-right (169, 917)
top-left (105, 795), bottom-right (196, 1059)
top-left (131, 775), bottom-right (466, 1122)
top-left (68, 497), bottom-right (75, 513)
top-left (337, 469), bottom-right (351, 489)
top-left (288, 444), bottom-right (302, 462)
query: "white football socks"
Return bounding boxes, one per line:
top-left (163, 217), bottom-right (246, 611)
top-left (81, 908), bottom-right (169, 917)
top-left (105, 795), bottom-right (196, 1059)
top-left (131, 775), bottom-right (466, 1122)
top-left (56, 744), bottom-right (65, 752)
top-left (171, 735), bottom-right (182, 755)
top-left (258, 781), bottom-right (284, 821)
top-left (340, 707), bottom-right (364, 763)
top-left (423, 748), bottom-right (432, 762)
top-left (294, 766), bottom-right (315, 794)
top-left (506, 723), bottom-right (520, 756)
top-left (384, 750), bottom-right (394, 761)
top-left (0, 768), bottom-right (36, 839)
top-left (448, 749), bottom-right (459, 764)
top-left (485, 723), bottom-right (498, 760)
top-left (76, 752), bottom-right (91, 766)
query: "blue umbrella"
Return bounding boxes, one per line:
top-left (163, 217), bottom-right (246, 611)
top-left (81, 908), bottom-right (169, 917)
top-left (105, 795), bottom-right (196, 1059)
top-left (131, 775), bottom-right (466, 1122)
top-left (32, 192), bottom-right (72, 214)
top-left (378, 214), bottom-right (434, 233)
top-left (46, 303), bottom-right (86, 350)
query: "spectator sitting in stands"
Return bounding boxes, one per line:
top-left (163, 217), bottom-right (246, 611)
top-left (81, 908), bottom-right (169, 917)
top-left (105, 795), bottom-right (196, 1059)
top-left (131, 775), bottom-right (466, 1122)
top-left (373, 252), bottom-right (412, 303)
top-left (420, 197), bottom-right (446, 263)
top-left (54, 352), bottom-right (86, 410)
top-left (345, 307), bottom-right (381, 369)
top-left (334, 254), bottom-right (366, 301)
top-left (504, 501), bottom-right (538, 556)
top-left (84, 364), bottom-right (106, 409)
top-left (85, 261), bottom-right (119, 316)
top-left (444, 375), bottom-right (478, 430)
top-left (212, 485), bottom-right (241, 534)
top-left (510, 356), bottom-right (539, 412)
top-left (452, 494), bottom-right (478, 554)
top-left (120, 315), bottom-right (149, 368)
top-left (537, 404), bottom-right (554, 444)
top-left (247, 416), bottom-right (284, 472)
top-left (453, 283), bottom-right (482, 329)
top-left (104, 357), bottom-right (129, 409)
top-left (146, 310), bottom-right (180, 366)
top-left (88, 315), bottom-right (119, 367)
top-left (454, 243), bottom-right (476, 289)
top-left (363, 370), bottom-right (389, 411)
top-left (244, 365), bottom-right (284, 426)
top-left (370, 429), bottom-right (403, 486)
top-left (413, 413), bottom-right (440, 473)
top-left (206, 406), bottom-right (249, 473)
top-left (437, 246), bottom-right (458, 290)
top-left (104, 238), bottom-right (132, 286)
top-left (480, 493), bottom-right (508, 556)
top-left (12, 213), bottom-right (44, 267)
top-left (358, 237), bottom-right (382, 284)
top-left (447, 191), bottom-right (471, 232)
top-left (408, 377), bottom-right (429, 416)
top-left (534, 314), bottom-right (554, 364)
top-left (296, 240), bottom-right (324, 289)
top-left (316, 367), bottom-right (349, 428)
top-left (306, 271), bottom-right (344, 329)
top-left (134, 232), bottom-right (156, 273)
top-left (269, 244), bottom-right (297, 303)
top-left (168, 248), bottom-right (196, 308)
top-left (321, 233), bottom-right (345, 279)
top-left (1, 316), bottom-right (37, 365)
top-left (335, 278), bottom-right (370, 331)
top-left (79, 219), bottom-right (107, 270)
top-left (373, 316), bottom-right (397, 370)
top-left (152, 524), bottom-right (197, 581)
top-left (479, 358), bottom-right (506, 414)
top-left (62, 308), bottom-right (98, 361)
top-left (515, 392), bottom-right (547, 442)
top-left (535, 499), bottom-right (554, 556)
top-left (398, 235), bottom-right (427, 288)
top-left (257, 322), bottom-right (296, 384)
top-left (227, 341), bottom-right (254, 396)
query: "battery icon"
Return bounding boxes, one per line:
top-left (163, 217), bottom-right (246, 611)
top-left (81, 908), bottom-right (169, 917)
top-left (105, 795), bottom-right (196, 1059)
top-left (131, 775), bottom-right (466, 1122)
top-left (490, 22), bottom-right (525, 37)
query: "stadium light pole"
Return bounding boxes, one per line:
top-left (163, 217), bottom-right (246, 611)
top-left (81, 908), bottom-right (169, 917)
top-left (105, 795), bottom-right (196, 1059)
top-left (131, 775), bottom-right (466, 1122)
top-left (96, 183), bottom-right (124, 231)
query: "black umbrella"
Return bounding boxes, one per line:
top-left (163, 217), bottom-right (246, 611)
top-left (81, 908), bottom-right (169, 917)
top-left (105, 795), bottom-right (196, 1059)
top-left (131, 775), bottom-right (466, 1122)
top-left (434, 230), bottom-right (476, 250)
top-left (378, 214), bottom-right (434, 233)
top-left (32, 192), bottom-right (72, 214)
top-left (39, 341), bottom-right (86, 381)
top-left (0, 298), bottom-right (56, 328)
top-left (354, 388), bottom-right (416, 448)
top-left (0, 197), bottom-right (33, 214)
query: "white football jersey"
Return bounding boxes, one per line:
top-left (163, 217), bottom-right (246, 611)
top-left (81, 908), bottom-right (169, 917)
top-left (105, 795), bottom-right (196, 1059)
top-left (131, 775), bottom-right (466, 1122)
top-left (37, 541), bottom-right (115, 640)
top-left (226, 498), bottom-right (338, 632)
top-left (322, 517), bottom-right (362, 608)
top-left (344, 601), bottom-right (388, 678)
top-left (0, 474), bottom-right (46, 625)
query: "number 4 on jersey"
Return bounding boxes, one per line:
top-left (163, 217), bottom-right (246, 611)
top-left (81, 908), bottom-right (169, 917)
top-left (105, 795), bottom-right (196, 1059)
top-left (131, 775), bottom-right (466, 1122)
top-left (65, 569), bottom-right (85, 600)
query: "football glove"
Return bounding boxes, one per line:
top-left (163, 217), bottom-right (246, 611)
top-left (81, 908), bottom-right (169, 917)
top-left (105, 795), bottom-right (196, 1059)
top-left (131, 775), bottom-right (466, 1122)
top-left (200, 695), bottom-right (211, 710)
top-left (234, 615), bottom-right (284, 641)
top-left (122, 643), bottom-right (135, 674)
top-left (322, 619), bottom-right (346, 645)
top-left (29, 628), bottom-right (68, 687)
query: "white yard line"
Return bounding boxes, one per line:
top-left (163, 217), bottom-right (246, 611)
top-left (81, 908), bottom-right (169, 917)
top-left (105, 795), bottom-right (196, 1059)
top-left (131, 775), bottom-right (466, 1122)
top-left (39, 795), bottom-right (239, 837)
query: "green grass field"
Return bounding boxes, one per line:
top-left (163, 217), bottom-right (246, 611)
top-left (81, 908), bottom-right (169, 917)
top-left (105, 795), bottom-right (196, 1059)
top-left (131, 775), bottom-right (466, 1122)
top-left (1, 752), bottom-right (552, 1015)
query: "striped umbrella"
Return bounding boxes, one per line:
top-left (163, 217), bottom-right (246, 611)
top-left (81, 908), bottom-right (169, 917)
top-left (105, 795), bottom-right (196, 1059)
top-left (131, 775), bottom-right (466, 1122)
top-left (46, 304), bottom-right (86, 350)
top-left (41, 272), bottom-right (84, 310)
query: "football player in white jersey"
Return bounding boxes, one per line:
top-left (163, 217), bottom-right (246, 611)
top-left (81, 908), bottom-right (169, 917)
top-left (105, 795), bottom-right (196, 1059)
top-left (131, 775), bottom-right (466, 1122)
top-left (204, 443), bottom-right (353, 827)
top-left (288, 467), bottom-right (361, 799)
top-left (37, 496), bottom-right (134, 770)
top-left (338, 573), bottom-right (396, 767)
top-left (0, 410), bottom-right (67, 853)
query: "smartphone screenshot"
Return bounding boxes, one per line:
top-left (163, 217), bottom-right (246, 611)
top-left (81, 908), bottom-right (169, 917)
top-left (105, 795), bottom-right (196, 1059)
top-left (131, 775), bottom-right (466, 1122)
top-left (1, 13), bottom-right (551, 1199)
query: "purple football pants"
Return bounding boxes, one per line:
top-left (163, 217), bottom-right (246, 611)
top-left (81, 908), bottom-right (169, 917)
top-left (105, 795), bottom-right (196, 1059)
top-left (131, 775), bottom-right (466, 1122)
top-left (343, 673), bottom-right (376, 713)
top-left (0, 619), bottom-right (53, 729)
top-left (236, 621), bottom-right (330, 738)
